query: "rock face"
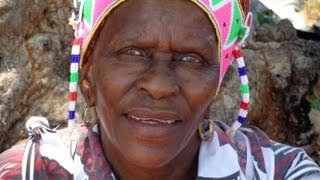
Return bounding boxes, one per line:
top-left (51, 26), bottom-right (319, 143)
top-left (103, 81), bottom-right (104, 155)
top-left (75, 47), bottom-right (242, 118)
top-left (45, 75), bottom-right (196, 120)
top-left (0, 0), bottom-right (82, 152)
top-left (0, 0), bottom-right (320, 164)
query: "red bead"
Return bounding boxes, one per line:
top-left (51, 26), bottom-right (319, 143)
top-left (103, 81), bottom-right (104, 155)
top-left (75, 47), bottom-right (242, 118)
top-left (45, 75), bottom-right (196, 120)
top-left (240, 101), bottom-right (249, 110)
top-left (70, 92), bottom-right (77, 101)
top-left (73, 38), bottom-right (83, 45)
top-left (232, 49), bottom-right (242, 59)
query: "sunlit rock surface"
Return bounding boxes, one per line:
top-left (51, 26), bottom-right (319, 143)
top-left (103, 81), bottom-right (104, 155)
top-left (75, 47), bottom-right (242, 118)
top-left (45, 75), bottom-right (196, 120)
top-left (0, 0), bottom-right (83, 152)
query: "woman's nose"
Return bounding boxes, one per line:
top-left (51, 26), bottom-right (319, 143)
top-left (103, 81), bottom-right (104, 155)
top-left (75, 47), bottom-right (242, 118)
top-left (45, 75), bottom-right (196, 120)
top-left (135, 65), bottom-right (179, 100)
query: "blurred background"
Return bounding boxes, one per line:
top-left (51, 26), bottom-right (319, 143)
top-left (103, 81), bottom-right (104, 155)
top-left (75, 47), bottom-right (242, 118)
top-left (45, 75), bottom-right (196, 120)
top-left (0, 0), bottom-right (319, 163)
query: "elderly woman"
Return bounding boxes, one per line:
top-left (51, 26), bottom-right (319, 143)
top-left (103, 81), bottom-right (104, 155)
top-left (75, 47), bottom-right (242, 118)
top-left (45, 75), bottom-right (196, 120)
top-left (0, 0), bottom-right (319, 179)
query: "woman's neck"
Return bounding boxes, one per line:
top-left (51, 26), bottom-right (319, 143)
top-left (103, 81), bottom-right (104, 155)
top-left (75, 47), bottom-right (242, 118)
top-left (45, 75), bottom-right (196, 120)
top-left (100, 130), bottom-right (201, 180)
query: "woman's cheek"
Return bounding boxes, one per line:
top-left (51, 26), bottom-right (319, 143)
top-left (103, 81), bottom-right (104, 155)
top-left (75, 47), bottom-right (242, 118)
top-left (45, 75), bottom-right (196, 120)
top-left (94, 59), bottom-right (148, 99)
top-left (175, 67), bottom-right (217, 111)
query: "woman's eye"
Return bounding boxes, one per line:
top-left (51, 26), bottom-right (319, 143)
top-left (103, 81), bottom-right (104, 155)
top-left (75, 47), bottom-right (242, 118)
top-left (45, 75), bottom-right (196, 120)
top-left (181, 56), bottom-right (201, 64)
top-left (123, 49), bottom-right (143, 56)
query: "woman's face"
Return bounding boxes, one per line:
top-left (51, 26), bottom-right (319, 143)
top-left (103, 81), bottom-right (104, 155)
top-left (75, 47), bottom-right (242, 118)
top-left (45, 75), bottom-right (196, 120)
top-left (82, 0), bottom-right (219, 168)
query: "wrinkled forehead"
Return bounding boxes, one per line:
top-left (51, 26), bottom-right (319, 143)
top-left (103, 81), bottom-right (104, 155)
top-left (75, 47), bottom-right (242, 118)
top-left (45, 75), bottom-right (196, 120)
top-left (89, 0), bottom-right (217, 59)
top-left (105, 0), bottom-right (215, 33)
top-left (111, 0), bottom-right (206, 18)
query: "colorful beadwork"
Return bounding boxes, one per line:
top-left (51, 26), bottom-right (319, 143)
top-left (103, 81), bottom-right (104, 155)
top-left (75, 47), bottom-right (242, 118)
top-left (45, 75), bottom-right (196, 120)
top-left (68, 38), bottom-right (82, 129)
top-left (69, 0), bottom-right (252, 133)
top-left (231, 48), bottom-right (250, 131)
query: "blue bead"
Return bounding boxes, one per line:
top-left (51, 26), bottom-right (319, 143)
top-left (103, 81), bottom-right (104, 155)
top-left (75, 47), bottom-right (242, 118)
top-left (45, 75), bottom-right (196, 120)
top-left (71, 55), bottom-right (80, 63)
top-left (69, 111), bottom-right (75, 119)
top-left (237, 116), bottom-right (246, 124)
top-left (238, 67), bottom-right (247, 76)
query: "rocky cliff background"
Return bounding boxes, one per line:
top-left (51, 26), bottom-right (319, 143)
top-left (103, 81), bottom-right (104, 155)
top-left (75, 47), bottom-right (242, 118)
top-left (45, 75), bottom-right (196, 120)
top-left (0, 0), bottom-right (320, 164)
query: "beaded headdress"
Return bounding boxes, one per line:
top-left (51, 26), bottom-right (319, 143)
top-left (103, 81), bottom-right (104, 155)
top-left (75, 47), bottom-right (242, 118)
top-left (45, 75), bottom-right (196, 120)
top-left (68, 0), bottom-right (252, 135)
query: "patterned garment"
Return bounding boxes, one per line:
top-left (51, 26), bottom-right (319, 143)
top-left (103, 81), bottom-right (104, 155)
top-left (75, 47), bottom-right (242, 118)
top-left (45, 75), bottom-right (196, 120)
top-left (0, 121), bottom-right (319, 180)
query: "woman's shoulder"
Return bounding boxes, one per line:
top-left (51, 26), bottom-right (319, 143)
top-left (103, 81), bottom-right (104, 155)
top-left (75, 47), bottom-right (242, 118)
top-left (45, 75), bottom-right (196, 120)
top-left (0, 122), bottom-right (90, 179)
top-left (0, 140), bottom-right (26, 179)
top-left (239, 125), bottom-right (320, 178)
top-left (212, 121), bottom-right (320, 179)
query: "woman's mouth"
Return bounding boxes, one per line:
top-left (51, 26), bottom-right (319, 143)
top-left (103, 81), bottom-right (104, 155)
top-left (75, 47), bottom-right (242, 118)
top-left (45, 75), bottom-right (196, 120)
top-left (126, 114), bottom-right (179, 125)
top-left (122, 108), bottom-right (184, 142)
top-left (124, 107), bottom-right (182, 125)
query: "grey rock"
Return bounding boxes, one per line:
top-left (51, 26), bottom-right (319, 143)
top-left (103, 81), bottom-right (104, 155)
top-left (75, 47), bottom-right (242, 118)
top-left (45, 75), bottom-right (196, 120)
top-left (0, 0), bottom-right (78, 152)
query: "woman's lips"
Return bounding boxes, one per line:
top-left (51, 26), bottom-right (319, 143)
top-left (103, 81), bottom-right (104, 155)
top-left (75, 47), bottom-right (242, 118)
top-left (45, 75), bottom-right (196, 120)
top-left (122, 108), bottom-right (183, 141)
top-left (127, 114), bottom-right (178, 124)
top-left (124, 108), bottom-right (182, 125)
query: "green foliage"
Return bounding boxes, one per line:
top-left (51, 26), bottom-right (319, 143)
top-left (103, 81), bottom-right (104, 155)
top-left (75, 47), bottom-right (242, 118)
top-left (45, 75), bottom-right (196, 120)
top-left (256, 11), bottom-right (277, 27)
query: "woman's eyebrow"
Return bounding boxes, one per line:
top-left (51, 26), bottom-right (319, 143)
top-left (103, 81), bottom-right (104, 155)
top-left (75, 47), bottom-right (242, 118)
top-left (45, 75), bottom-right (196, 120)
top-left (171, 35), bottom-right (216, 62)
top-left (107, 30), bottom-right (159, 50)
top-left (106, 27), bottom-right (216, 62)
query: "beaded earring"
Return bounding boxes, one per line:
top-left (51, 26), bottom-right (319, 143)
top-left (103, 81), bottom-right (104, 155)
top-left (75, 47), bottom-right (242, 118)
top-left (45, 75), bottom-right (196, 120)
top-left (68, 38), bottom-right (82, 130)
top-left (68, 0), bottom-right (85, 131)
top-left (227, 12), bottom-right (253, 137)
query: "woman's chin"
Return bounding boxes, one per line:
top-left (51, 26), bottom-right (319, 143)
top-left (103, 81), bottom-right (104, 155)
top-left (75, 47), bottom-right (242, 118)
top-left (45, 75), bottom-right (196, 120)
top-left (110, 114), bottom-right (189, 168)
top-left (116, 131), bottom-right (185, 169)
top-left (121, 145), bottom-right (178, 169)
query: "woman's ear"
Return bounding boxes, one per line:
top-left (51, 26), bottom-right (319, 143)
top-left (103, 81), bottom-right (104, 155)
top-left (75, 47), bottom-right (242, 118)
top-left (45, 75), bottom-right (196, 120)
top-left (80, 60), bottom-right (96, 107)
top-left (239, 0), bottom-right (250, 15)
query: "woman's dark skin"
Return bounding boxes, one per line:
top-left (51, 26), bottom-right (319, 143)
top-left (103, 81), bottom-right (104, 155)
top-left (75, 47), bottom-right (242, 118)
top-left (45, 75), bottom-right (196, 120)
top-left (81, 0), bottom-right (222, 179)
